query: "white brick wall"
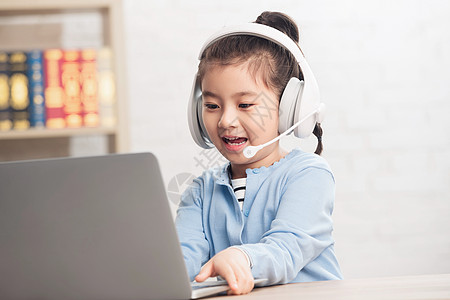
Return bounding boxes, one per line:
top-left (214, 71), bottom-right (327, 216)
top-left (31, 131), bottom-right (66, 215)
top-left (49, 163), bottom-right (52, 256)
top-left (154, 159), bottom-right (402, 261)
top-left (121, 0), bottom-right (450, 279)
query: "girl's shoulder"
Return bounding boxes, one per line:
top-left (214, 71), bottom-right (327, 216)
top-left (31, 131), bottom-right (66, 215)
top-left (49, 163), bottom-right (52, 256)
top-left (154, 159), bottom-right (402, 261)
top-left (273, 149), bottom-right (336, 191)
top-left (273, 149), bottom-right (334, 180)
top-left (180, 164), bottom-right (228, 205)
top-left (287, 149), bottom-right (332, 171)
top-left (190, 163), bottom-right (229, 189)
top-left (250, 148), bottom-right (332, 174)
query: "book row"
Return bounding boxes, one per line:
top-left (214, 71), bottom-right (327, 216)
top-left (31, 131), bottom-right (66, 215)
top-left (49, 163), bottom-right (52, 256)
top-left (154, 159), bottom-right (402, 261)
top-left (0, 48), bottom-right (116, 131)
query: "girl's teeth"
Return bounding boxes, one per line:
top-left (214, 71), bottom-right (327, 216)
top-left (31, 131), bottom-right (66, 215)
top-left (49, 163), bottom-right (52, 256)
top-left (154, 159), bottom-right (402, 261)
top-left (224, 137), bottom-right (247, 145)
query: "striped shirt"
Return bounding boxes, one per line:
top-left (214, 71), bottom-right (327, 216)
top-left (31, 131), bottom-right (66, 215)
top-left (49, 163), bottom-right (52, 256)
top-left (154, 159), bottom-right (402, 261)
top-left (231, 177), bottom-right (247, 210)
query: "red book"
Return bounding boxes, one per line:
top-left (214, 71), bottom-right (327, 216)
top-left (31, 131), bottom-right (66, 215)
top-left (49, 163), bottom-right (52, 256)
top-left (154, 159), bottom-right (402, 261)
top-left (62, 50), bottom-right (82, 128)
top-left (80, 49), bottom-right (99, 127)
top-left (44, 49), bottom-right (65, 129)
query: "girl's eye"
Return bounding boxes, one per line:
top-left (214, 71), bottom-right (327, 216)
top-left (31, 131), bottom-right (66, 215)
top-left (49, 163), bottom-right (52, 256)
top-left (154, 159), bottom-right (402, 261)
top-left (205, 103), bottom-right (219, 110)
top-left (239, 103), bottom-right (253, 109)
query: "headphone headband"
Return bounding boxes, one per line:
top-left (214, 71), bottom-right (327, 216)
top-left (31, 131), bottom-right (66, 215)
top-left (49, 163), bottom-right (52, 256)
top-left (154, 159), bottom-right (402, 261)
top-left (198, 23), bottom-right (304, 62)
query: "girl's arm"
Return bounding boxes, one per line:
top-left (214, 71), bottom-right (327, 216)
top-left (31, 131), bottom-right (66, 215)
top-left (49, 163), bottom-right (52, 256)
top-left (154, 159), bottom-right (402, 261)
top-left (237, 166), bottom-right (338, 285)
top-left (175, 179), bottom-right (210, 281)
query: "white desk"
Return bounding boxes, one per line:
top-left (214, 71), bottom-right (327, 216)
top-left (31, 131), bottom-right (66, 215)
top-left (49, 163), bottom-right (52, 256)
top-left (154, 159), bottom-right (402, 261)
top-left (208, 273), bottom-right (450, 299)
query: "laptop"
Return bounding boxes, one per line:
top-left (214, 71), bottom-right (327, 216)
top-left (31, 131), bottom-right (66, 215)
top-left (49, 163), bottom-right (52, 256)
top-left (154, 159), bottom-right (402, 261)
top-left (0, 153), bottom-right (265, 300)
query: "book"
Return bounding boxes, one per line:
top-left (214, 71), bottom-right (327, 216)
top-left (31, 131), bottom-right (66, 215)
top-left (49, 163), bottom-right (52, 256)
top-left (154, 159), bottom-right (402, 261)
top-left (9, 51), bottom-right (30, 130)
top-left (97, 47), bottom-right (116, 128)
top-left (62, 50), bottom-right (82, 128)
top-left (0, 51), bottom-right (12, 131)
top-left (80, 49), bottom-right (99, 127)
top-left (27, 50), bottom-right (46, 128)
top-left (44, 49), bottom-right (65, 129)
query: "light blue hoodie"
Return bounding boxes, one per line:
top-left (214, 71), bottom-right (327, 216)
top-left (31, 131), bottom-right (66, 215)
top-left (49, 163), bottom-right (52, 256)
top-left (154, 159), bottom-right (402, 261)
top-left (176, 149), bottom-right (342, 285)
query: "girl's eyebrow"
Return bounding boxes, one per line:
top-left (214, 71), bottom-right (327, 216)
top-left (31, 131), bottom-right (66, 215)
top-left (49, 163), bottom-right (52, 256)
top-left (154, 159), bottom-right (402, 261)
top-left (202, 90), bottom-right (257, 100)
top-left (232, 91), bottom-right (258, 99)
top-left (202, 90), bottom-right (219, 99)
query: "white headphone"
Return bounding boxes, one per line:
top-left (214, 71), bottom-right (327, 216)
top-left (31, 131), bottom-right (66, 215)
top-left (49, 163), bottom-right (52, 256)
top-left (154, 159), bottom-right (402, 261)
top-left (188, 23), bottom-right (325, 157)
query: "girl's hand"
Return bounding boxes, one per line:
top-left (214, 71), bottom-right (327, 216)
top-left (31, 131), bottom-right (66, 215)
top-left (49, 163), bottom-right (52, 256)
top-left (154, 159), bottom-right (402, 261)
top-left (195, 247), bottom-right (254, 295)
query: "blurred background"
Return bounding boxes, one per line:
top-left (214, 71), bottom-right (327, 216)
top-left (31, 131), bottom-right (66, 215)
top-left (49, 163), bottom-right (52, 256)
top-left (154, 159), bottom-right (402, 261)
top-left (1, 0), bottom-right (449, 280)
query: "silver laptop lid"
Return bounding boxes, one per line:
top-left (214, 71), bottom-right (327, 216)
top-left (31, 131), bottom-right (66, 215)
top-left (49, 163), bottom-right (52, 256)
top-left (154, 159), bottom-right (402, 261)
top-left (0, 153), bottom-right (191, 300)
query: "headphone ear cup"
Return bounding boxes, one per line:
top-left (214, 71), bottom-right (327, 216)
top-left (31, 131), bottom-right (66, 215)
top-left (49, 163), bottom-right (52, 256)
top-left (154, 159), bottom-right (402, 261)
top-left (293, 72), bottom-right (321, 138)
top-left (278, 77), bottom-right (303, 134)
top-left (187, 75), bottom-right (213, 149)
top-left (197, 97), bottom-right (212, 145)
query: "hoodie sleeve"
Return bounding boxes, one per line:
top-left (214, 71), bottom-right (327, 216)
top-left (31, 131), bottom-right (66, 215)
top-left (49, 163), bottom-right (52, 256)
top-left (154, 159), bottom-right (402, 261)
top-left (175, 177), bottom-right (210, 281)
top-left (237, 166), bottom-right (336, 285)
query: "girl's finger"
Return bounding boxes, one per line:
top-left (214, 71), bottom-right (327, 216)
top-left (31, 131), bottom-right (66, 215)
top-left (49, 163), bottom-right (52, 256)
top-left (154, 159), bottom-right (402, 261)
top-left (219, 265), bottom-right (238, 291)
top-left (195, 261), bottom-right (214, 282)
top-left (225, 261), bottom-right (254, 295)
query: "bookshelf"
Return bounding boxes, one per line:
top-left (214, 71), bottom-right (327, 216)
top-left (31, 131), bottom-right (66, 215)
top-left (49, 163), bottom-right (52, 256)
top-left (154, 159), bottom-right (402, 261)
top-left (0, 0), bottom-right (128, 161)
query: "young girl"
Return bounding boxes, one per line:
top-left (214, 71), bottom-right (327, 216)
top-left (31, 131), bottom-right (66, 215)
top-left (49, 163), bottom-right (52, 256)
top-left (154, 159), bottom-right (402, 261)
top-left (176, 11), bottom-right (342, 295)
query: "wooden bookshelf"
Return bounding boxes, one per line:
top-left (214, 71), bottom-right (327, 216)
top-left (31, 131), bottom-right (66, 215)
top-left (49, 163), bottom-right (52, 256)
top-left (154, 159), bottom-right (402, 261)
top-left (0, 0), bottom-right (128, 161)
top-left (0, 127), bottom-right (117, 140)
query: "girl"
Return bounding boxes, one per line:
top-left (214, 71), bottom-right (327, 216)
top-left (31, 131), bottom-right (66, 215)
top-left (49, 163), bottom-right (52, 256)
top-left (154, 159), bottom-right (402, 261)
top-left (176, 11), bottom-right (342, 295)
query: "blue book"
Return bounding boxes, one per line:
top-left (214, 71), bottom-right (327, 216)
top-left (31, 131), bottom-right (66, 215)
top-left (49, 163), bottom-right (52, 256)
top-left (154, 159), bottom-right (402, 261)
top-left (27, 50), bottom-right (45, 128)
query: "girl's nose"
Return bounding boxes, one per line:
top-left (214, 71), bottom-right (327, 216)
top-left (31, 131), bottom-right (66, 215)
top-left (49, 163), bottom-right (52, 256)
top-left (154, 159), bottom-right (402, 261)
top-left (218, 106), bottom-right (239, 129)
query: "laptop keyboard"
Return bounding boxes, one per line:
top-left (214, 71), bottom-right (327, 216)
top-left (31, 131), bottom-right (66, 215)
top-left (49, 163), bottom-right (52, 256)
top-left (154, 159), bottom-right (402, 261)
top-left (191, 280), bottom-right (229, 290)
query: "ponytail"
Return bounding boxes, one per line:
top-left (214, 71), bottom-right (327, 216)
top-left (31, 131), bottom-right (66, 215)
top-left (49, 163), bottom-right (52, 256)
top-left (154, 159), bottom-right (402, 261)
top-left (255, 11), bottom-right (300, 43)
top-left (313, 123), bottom-right (323, 155)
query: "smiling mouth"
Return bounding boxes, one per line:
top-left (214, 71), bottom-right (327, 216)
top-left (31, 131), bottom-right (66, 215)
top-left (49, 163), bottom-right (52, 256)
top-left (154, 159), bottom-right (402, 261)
top-left (222, 136), bottom-right (248, 146)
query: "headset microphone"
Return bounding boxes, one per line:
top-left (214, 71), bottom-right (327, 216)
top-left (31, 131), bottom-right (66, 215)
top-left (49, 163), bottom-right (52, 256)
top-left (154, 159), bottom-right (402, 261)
top-left (243, 103), bottom-right (326, 159)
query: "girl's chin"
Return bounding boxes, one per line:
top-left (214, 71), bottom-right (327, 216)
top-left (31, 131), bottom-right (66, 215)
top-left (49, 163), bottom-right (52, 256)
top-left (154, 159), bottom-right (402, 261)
top-left (221, 152), bottom-right (258, 167)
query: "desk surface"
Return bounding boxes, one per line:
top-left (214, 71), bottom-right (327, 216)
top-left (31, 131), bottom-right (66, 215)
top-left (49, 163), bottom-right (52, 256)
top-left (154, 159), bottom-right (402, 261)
top-left (208, 273), bottom-right (450, 300)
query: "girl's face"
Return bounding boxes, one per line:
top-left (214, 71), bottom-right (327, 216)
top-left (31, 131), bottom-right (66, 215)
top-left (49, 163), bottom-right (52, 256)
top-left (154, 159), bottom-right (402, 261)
top-left (201, 62), bottom-right (286, 176)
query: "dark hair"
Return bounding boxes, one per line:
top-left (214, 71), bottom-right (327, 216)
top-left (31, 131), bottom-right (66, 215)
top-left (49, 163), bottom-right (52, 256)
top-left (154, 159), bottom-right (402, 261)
top-left (198, 11), bottom-right (323, 155)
